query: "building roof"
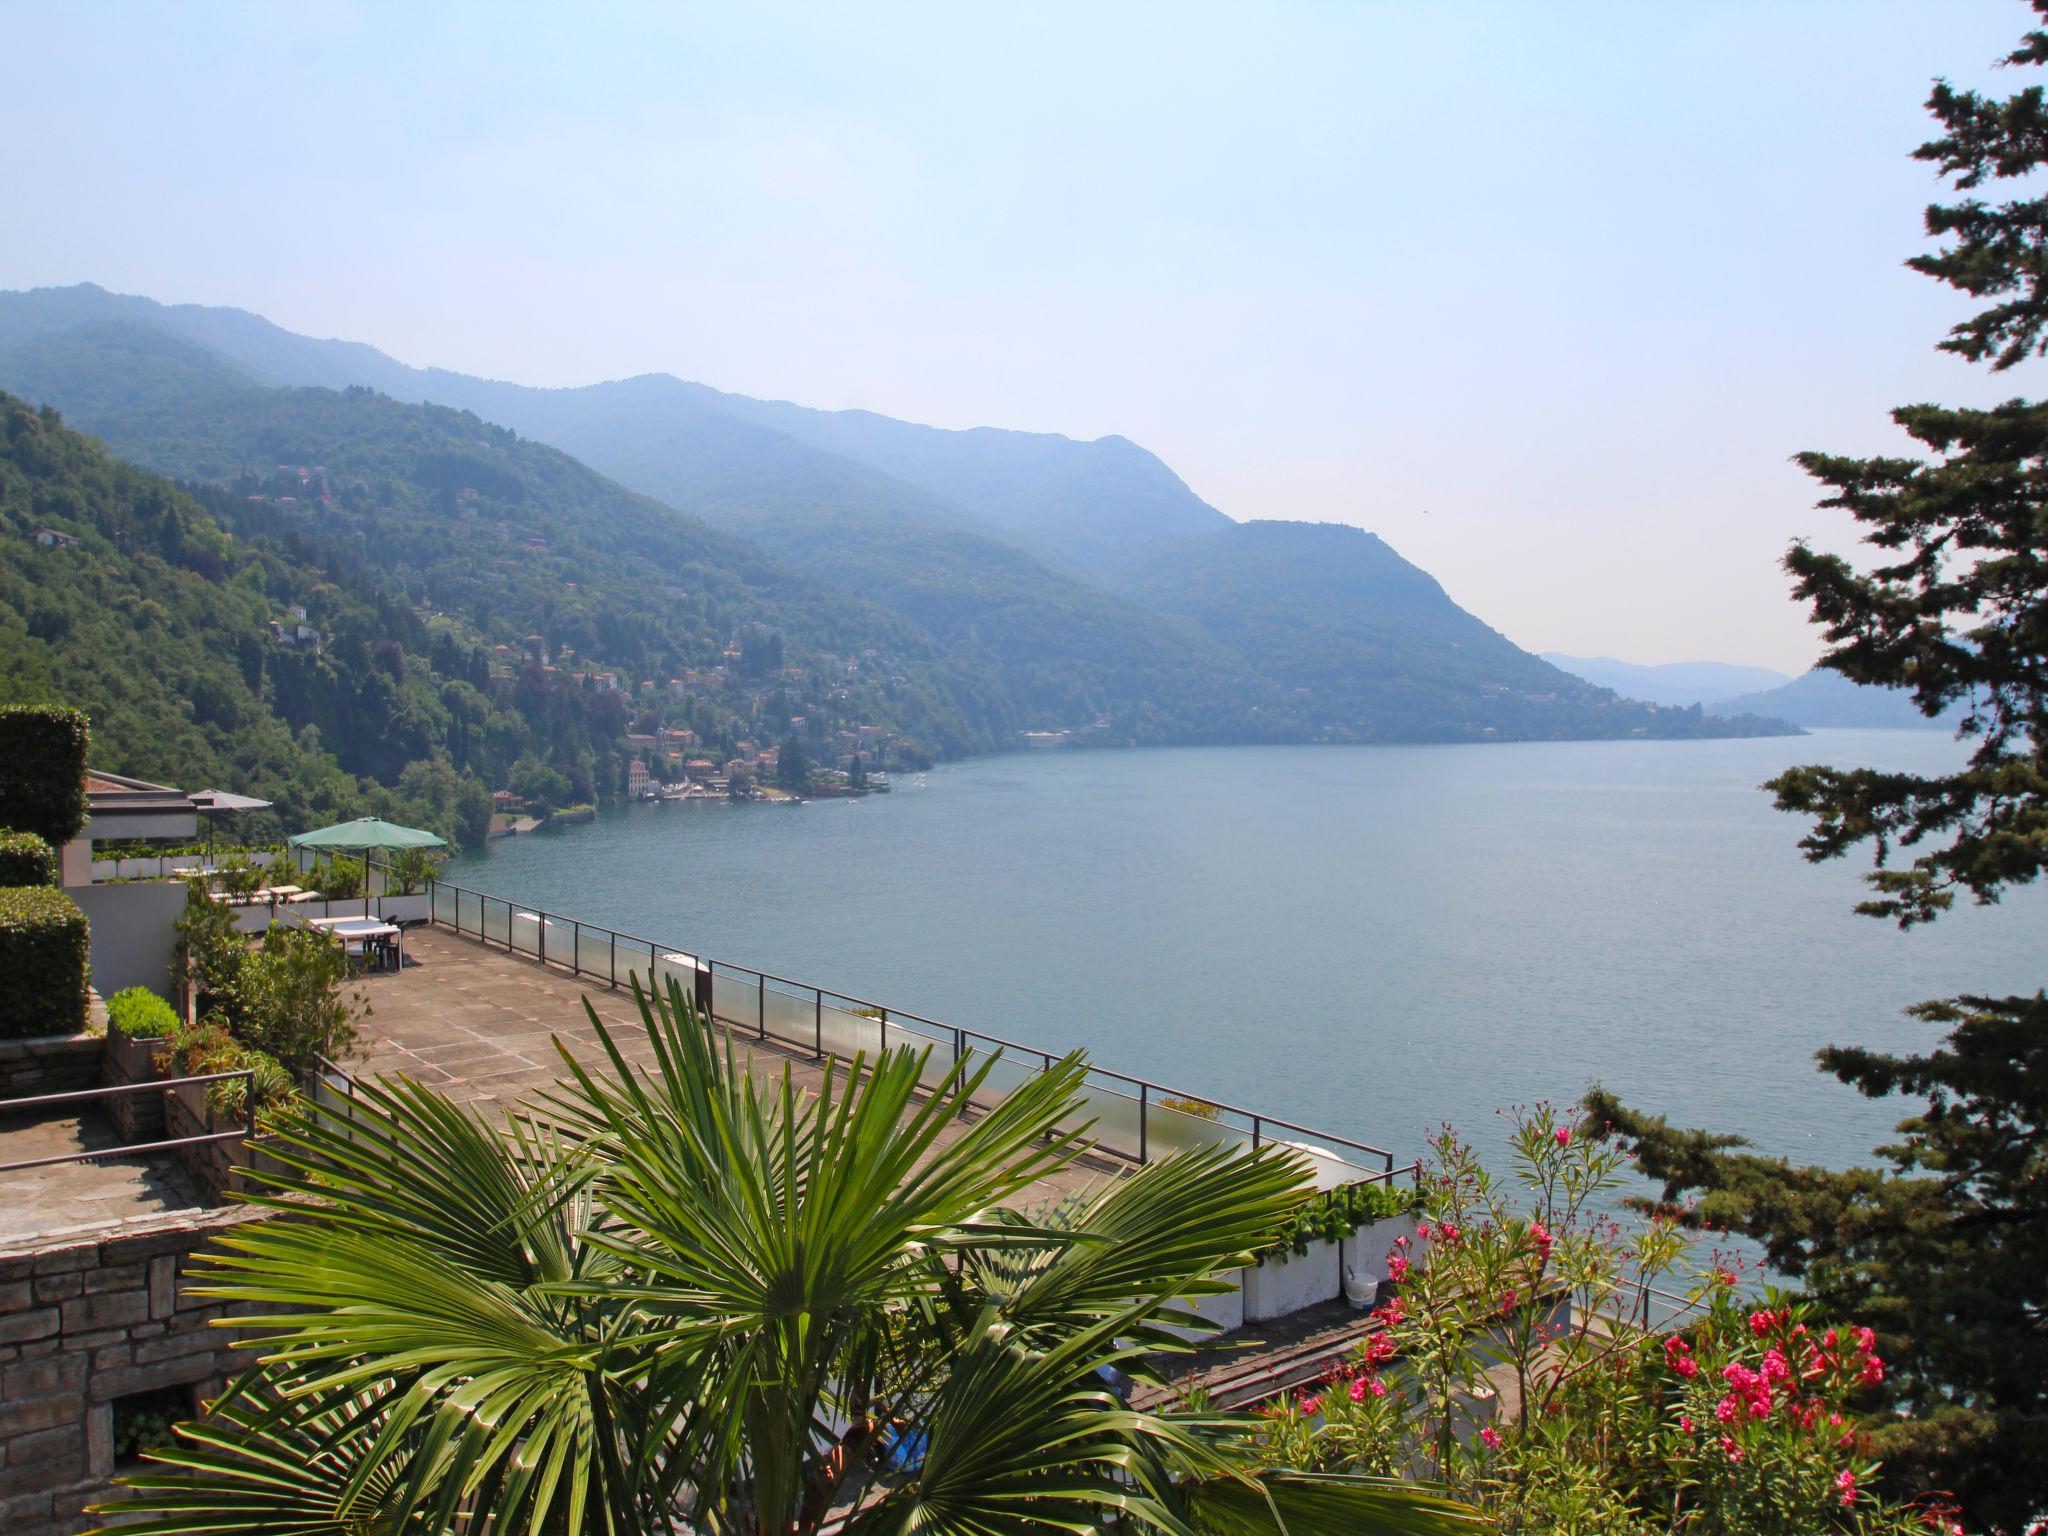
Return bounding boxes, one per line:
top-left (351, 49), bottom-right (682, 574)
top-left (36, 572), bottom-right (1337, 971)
top-left (84, 772), bottom-right (197, 812)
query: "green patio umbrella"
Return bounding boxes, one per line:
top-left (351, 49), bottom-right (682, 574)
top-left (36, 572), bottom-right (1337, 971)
top-left (289, 818), bottom-right (448, 911)
top-left (289, 817), bottom-right (447, 853)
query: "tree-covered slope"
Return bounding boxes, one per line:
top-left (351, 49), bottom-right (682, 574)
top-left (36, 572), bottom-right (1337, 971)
top-left (1132, 521), bottom-right (1800, 742)
top-left (0, 326), bottom-right (1004, 746)
top-left (0, 391), bottom-right (498, 841)
top-left (718, 499), bottom-right (1292, 742)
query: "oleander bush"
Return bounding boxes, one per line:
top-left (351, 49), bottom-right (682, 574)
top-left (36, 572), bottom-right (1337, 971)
top-left (106, 984), bottom-right (180, 1040)
top-left (0, 884), bottom-right (90, 1037)
top-left (1256, 1110), bottom-right (1952, 1534)
top-left (0, 829), bottom-right (57, 888)
top-left (0, 704), bottom-right (88, 848)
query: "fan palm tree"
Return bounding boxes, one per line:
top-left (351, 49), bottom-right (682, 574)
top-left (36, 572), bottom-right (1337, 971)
top-left (97, 975), bottom-right (1478, 1536)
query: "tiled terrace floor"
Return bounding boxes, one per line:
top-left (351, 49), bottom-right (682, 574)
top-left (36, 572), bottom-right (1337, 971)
top-left (346, 925), bottom-right (1126, 1205)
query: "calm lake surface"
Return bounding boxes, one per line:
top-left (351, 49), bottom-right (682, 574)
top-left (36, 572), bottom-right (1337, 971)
top-left (445, 732), bottom-right (2042, 1175)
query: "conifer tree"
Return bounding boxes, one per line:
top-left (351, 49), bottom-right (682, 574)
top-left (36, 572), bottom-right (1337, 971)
top-left (1589, 8), bottom-right (2048, 1529)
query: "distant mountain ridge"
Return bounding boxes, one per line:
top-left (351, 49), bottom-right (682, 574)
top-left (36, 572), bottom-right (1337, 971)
top-left (0, 282), bottom-right (1802, 747)
top-left (1710, 668), bottom-right (1962, 730)
top-left (1540, 653), bottom-right (1793, 708)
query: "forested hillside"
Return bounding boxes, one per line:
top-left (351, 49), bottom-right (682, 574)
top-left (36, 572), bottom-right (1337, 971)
top-left (0, 392), bottom-right (489, 840)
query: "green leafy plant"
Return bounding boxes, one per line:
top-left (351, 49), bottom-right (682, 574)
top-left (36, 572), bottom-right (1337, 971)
top-left (1257, 1178), bottom-right (1421, 1262)
top-left (152, 1015), bottom-right (295, 1121)
top-left (306, 853), bottom-right (364, 901)
top-left (229, 924), bottom-right (364, 1073)
top-left (173, 878), bottom-right (244, 1016)
top-left (0, 829), bottom-right (58, 887)
top-left (106, 985), bottom-right (180, 1041)
top-left (0, 883), bottom-right (89, 1038)
top-left (384, 844), bottom-right (439, 895)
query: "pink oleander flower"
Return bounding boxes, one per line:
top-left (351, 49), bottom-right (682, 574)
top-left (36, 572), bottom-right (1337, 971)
top-left (1721, 1363), bottom-right (1760, 1392)
top-left (1855, 1326), bottom-right (1876, 1353)
top-left (1387, 1255), bottom-right (1410, 1282)
top-left (1348, 1376), bottom-right (1368, 1403)
top-left (1500, 1287), bottom-right (1518, 1311)
top-left (1858, 1354), bottom-right (1886, 1387)
top-left (1748, 1308), bottom-right (1777, 1336)
top-left (1761, 1347), bottom-right (1791, 1385)
top-left (1298, 1394), bottom-right (1321, 1417)
top-left (1714, 1394), bottom-right (1741, 1425)
top-left (1836, 1469), bottom-right (1858, 1508)
top-left (1672, 1355), bottom-right (1699, 1378)
top-left (1679, 1414), bottom-right (1695, 1434)
top-left (1528, 1220), bottom-right (1553, 1252)
top-left (1393, 1233), bottom-right (1410, 1248)
top-left (1720, 1436), bottom-right (1742, 1462)
top-left (1363, 1332), bottom-right (1395, 1366)
top-left (1553, 1127), bottom-right (1571, 1148)
top-left (1479, 1426), bottom-right (1501, 1450)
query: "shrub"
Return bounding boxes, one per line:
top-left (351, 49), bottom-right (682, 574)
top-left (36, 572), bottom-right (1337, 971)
top-left (1258, 1109), bottom-right (1943, 1533)
top-left (0, 705), bottom-right (88, 847)
top-left (0, 830), bottom-right (57, 887)
top-left (308, 853), bottom-right (364, 901)
top-left (153, 1014), bottom-right (296, 1121)
top-left (232, 924), bottom-right (364, 1073)
top-left (0, 884), bottom-right (89, 1038)
top-left (106, 985), bottom-right (179, 1040)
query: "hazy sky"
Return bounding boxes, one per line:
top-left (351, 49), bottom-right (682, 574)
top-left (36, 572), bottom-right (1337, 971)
top-left (3, 1), bottom-right (2040, 671)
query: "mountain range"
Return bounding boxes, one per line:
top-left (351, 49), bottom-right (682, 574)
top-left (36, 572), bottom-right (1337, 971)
top-left (0, 282), bottom-right (1799, 816)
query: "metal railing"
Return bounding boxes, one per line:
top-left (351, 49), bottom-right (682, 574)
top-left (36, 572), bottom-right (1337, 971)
top-left (0, 1070), bottom-right (257, 1174)
top-left (423, 873), bottom-right (1397, 1188)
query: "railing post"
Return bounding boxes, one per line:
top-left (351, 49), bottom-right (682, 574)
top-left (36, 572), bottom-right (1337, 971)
top-left (572, 920), bottom-right (581, 978)
top-left (815, 990), bottom-right (824, 1058)
top-left (1252, 1116), bottom-right (1262, 1151)
top-left (758, 974), bottom-right (766, 1039)
top-left (610, 927), bottom-right (617, 988)
top-left (539, 910), bottom-right (547, 968)
top-left (953, 1027), bottom-right (962, 1066)
top-left (879, 1006), bottom-right (888, 1053)
top-left (1140, 1082), bottom-right (1148, 1164)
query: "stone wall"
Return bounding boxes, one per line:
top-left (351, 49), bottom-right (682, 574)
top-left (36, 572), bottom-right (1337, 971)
top-left (0, 1035), bottom-right (100, 1103)
top-left (0, 1206), bottom-right (266, 1536)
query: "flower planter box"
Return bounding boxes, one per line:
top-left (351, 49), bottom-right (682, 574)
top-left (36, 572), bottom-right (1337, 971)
top-left (1244, 1238), bottom-right (1342, 1321)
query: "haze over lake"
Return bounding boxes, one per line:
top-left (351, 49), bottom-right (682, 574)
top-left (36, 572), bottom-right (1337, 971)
top-left (446, 731), bottom-right (2040, 1174)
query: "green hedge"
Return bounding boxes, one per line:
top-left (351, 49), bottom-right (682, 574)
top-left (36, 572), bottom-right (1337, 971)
top-left (0, 706), bottom-right (89, 848)
top-left (0, 885), bottom-right (90, 1038)
top-left (106, 985), bottom-right (179, 1041)
top-left (0, 831), bottom-right (57, 888)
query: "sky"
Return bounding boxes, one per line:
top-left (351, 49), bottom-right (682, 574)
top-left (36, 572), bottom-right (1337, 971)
top-left (2, 0), bottom-right (2041, 672)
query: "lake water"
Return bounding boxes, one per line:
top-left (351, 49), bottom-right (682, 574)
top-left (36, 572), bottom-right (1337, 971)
top-left (445, 732), bottom-right (2042, 1177)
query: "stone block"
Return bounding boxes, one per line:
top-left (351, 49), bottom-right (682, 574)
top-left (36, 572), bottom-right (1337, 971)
top-left (0, 1389), bottom-right (81, 1436)
top-left (133, 1329), bottom-right (217, 1365)
top-left (0, 1491), bottom-right (52, 1528)
top-left (0, 1252), bottom-right (35, 1284)
top-left (86, 1403), bottom-right (111, 1479)
top-left (4, 1425), bottom-right (82, 1471)
top-left (2, 1352), bottom-right (86, 1398)
top-left (80, 1265), bottom-right (144, 1297)
top-left (89, 1352), bottom-right (216, 1401)
top-left (89, 1343), bottom-right (132, 1371)
top-left (16, 1337), bottom-right (58, 1358)
top-left (32, 1274), bottom-right (83, 1303)
top-left (0, 1280), bottom-right (31, 1312)
top-left (0, 1308), bottom-right (58, 1344)
top-left (60, 1292), bottom-right (148, 1334)
top-left (147, 1254), bottom-right (176, 1319)
top-left (30, 1244), bottom-right (95, 1277)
